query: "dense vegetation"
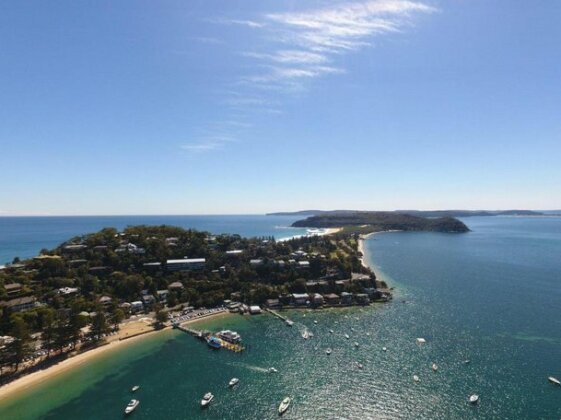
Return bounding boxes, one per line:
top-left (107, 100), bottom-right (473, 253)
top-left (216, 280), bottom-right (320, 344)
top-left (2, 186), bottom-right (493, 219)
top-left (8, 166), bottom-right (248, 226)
top-left (270, 209), bottom-right (543, 217)
top-left (292, 211), bottom-right (470, 233)
top-left (0, 226), bottom-right (379, 373)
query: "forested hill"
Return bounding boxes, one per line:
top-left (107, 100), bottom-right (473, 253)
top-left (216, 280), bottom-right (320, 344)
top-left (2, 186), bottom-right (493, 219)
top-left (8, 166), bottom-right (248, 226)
top-left (292, 212), bottom-right (470, 233)
top-left (269, 209), bottom-right (543, 217)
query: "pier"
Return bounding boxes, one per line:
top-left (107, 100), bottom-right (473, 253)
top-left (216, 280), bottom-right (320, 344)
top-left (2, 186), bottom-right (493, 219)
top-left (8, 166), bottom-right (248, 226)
top-left (173, 323), bottom-right (245, 352)
top-left (264, 308), bottom-right (294, 326)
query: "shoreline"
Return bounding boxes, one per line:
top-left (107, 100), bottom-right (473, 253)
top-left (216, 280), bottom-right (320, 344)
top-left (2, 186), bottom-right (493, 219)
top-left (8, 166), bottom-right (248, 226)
top-left (358, 230), bottom-right (402, 269)
top-left (0, 310), bottom-right (232, 402)
top-left (277, 227), bottom-right (341, 242)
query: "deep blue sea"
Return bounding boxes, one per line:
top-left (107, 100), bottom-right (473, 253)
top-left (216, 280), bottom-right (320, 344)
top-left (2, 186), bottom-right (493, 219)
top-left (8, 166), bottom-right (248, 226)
top-left (1, 215), bottom-right (560, 419)
top-left (0, 215), bottom-right (307, 264)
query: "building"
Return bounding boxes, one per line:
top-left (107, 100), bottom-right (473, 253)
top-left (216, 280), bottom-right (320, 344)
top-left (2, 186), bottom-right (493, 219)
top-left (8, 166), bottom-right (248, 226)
top-left (311, 293), bottom-right (324, 306)
top-left (168, 281), bottom-right (185, 291)
top-left (156, 290), bottom-right (169, 302)
top-left (265, 298), bottom-right (281, 309)
top-left (340, 292), bottom-right (354, 305)
top-left (63, 244), bottom-right (87, 252)
top-left (115, 243), bottom-right (145, 254)
top-left (297, 261), bottom-right (310, 269)
top-left (166, 258), bottom-right (206, 271)
top-left (131, 301), bottom-right (144, 313)
top-left (323, 293), bottom-right (340, 305)
top-left (58, 287), bottom-right (79, 295)
top-left (250, 259), bottom-right (264, 266)
top-left (352, 272), bottom-right (371, 281)
top-left (306, 280), bottom-right (328, 288)
top-left (0, 296), bottom-right (36, 313)
top-left (4, 283), bottom-right (22, 297)
top-left (292, 293), bottom-right (309, 306)
top-left (249, 305), bottom-right (262, 314)
top-left (99, 296), bottom-right (112, 306)
top-left (355, 293), bottom-right (370, 305)
top-left (226, 250), bottom-right (244, 256)
top-left (141, 294), bottom-right (156, 306)
top-left (143, 262), bottom-right (162, 269)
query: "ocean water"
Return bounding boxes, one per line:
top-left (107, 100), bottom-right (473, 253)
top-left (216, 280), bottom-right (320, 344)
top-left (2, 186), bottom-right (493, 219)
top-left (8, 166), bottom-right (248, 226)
top-left (1, 216), bottom-right (561, 419)
top-left (0, 215), bottom-right (307, 264)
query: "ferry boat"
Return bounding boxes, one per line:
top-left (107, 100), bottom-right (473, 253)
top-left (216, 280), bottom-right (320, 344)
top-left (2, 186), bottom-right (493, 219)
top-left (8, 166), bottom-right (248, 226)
top-left (124, 399), bottom-right (139, 414)
top-left (201, 392), bottom-right (214, 408)
top-left (207, 336), bottom-right (222, 349)
top-left (217, 330), bottom-right (241, 344)
top-left (278, 397), bottom-right (291, 415)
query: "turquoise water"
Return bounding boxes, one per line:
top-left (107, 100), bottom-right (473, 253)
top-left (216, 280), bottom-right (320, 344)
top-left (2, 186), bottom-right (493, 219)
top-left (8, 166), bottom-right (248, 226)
top-left (0, 215), bottom-right (307, 264)
top-left (1, 216), bottom-right (561, 418)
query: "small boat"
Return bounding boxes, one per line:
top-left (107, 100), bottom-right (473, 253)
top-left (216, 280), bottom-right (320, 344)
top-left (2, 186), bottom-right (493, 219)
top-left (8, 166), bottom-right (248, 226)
top-left (201, 392), bottom-right (214, 408)
top-left (286, 320), bottom-right (293, 327)
top-left (416, 338), bottom-right (426, 345)
top-left (229, 377), bottom-right (239, 387)
top-left (463, 359), bottom-right (471, 364)
top-left (354, 342), bottom-right (359, 348)
top-left (302, 330), bottom-right (310, 339)
top-left (366, 332), bottom-right (370, 336)
top-left (548, 376), bottom-right (561, 386)
top-left (432, 363), bottom-right (438, 372)
top-left (357, 363), bottom-right (363, 369)
top-left (207, 336), bottom-right (222, 349)
top-left (314, 320), bottom-right (318, 325)
top-left (344, 334), bottom-right (350, 340)
top-left (382, 347), bottom-right (387, 352)
top-left (269, 367), bottom-right (278, 373)
top-left (469, 394), bottom-right (479, 404)
top-left (329, 329), bottom-right (334, 334)
top-left (326, 348), bottom-right (332, 355)
top-left (350, 327), bottom-right (355, 332)
top-left (131, 385), bottom-right (140, 392)
top-left (278, 397), bottom-right (291, 415)
top-left (125, 399), bottom-right (139, 414)
top-left (413, 375), bottom-right (420, 382)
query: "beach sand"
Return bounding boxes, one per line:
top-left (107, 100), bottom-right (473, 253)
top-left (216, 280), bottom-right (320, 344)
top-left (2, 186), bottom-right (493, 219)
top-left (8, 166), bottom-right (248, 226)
top-left (0, 310), bottom-right (232, 400)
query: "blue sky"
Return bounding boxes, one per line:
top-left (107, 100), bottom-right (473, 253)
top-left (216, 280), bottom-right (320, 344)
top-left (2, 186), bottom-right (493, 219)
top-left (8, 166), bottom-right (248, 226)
top-left (1, 0), bottom-right (560, 215)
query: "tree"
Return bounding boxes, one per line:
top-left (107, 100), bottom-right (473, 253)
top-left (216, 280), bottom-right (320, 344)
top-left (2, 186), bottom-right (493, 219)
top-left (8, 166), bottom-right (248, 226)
top-left (112, 309), bottom-right (125, 331)
top-left (41, 308), bottom-right (56, 357)
top-left (8, 316), bottom-right (31, 371)
top-left (154, 307), bottom-right (168, 329)
top-left (90, 311), bottom-right (109, 341)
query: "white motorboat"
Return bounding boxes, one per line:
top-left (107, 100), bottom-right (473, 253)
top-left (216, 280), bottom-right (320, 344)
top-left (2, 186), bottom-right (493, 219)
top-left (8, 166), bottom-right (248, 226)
top-left (229, 377), bottom-right (239, 387)
top-left (329, 329), bottom-right (334, 334)
top-left (125, 399), bottom-right (139, 414)
top-left (201, 392), bottom-right (214, 408)
top-left (463, 359), bottom-right (471, 364)
top-left (278, 397), bottom-right (291, 415)
top-left (314, 320), bottom-right (318, 324)
top-left (344, 334), bottom-right (350, 339)
top-left (302, 330), bottom-right (310, 339)
top-left (469, 394), bottom-right (479, 404)
top-left (357, 363), bottom-right (363, 369)
top-left (131, 385), bottom-right (140, 392)
top-left (416, 338), bottom-right (426, 345)
top-left (269, 367), bottom-right (278, 373)
top-left (432, 363), bottom-right (438, 372)
top-left (413, 375), bottom-right (420, 382)
top-left (548, 376), bottom-right (561, 386)
top-left (354, 342), bottom-right (359, 348)
top-left (286, 320), bottom-right (294, 327)
top-left (382, 347), bottom-right (387, 352)
top-left (326, 348), bottom-right (332, 355)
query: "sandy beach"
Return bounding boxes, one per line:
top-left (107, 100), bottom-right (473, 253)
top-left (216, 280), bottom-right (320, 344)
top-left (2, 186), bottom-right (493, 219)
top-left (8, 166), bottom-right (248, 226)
top-left (358, 230), bottom-right (401, 269)
top-left (0, 310), bottom-right (232, 401)
top-left (278, 227), bottom-right (342, 242)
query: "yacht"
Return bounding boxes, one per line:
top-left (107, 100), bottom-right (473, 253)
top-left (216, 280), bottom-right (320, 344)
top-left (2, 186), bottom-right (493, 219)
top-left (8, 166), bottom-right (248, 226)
top-left (201, 392), bottom-right (214, 408)
top-left (229, 378), bottom-right (239, 387)
top-left (326, 348), bottom-right (332, 355)
top-left (344, 334), bottom-right (350, 339)
top-left (354, 342), bottom-right (359, 348)
top-left (469, 394), bottom-right (479, 404)
top-left (463, 359), bottom-right (471, 364)
top-left (285, 320), bottom-right (294, 327)
top-left (432, 363), bottom-right (439, 372)
top-left (207, 336), bottom-right (222, 349)
top-left (269, 367), bottom-right (278, 373)
top-left (302, 330), bottom-right (310, 340)
top-left (314, 320), bottom-right (318, 325)
top-left (124, 399), bottom-right (139, 415)
top-left (357, 363), bottom-right (363, 369)
top-left (413, 375), bottom-right (420, 382)
top-left (548, 376), bottom-right (561, 386)
top-left (329, 329), bottom-right (334, 334)
top-left (131, 385), bottom-right (140, 392)
top-left (382, 347), bottom-right (387, 352)
top-left (278, 397), bottom-right (291, 415)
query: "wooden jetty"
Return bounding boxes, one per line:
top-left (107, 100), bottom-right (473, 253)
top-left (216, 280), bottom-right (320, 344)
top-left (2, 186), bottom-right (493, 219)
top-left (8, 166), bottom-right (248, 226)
top-left (173, 323), bottom-right (245, 352)
top-left (264, 308), bottom-right (294, 326)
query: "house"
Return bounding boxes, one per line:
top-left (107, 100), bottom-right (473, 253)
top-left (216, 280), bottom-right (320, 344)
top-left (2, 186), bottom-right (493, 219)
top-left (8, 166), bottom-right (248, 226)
top-left (0, 296), bottom-right (36, 313)
top-left (306, 280), bottom-right (328, 288)
top-left (68, 259), bottom-right (87, 266)
top-left (335, 279), bottom-right (351, 286)
top-left (63, 244), bottom-right (87, 252)
top-left (323, 293), bottom-right (340, 305)
top-left (89, 266), bottom-right (109, 274)
top-left (99, 296), bottom-right (113, 305)
top-left (311, 293), bottom-right (324, 306)
top-left (249, 305), bottom-right (262, 314)
top-left (250, 259), bottom-right (264, 266)
top-left (166, 258), bottom-right (205, 271)
top-left (168, 281), bottom-right (184, 291)
top-left (265, 298), bottom-right (281, 309)
top-left (93, 245), bottom-right (108, 251)
top-left (226, 250), bottom-right (244, 256)
top-left (131, 301), bottom-right (144, 313)
top-left (115, 243), bottom-right (145, 254)
top-left (297, 261), bottom-right (310, 269)
top-left (143, 262), bottom-right (162, 269)
top-left (363, 288), bottom-right (382, 300)
top-left (58, 287), bottom-right (79, 295)
top-left (141, 294), bottom-right (156, 306)
top-left (355, 293), bottom-right (370, 305)
top-left (156, 290), bottom-right (169, 302)
top-left (4, 283), bottom-right (22, 297)
top-left (340, 292), bottom-right (354, 305)
top-left (352, 272), bottom-right (371, 281)
top-left (292, 293), bottom-right (309, 306)
top-left (291, 250), bottom-right (308, 258)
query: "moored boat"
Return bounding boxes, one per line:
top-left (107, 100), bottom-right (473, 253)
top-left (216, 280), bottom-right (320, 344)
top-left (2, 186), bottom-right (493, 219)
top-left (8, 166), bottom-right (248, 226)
top-left (131, 385), bottom-right (140, 392)
top-left (416, 338), bottom-right (426, 345)
top-left (286, 319), bottom-right (294, 327)
top-left (413, 375), bottom-right (420, 382)
top-left (548, 376), bottom-right (560, 386)
top-left (326, 348), bottom-right (332, 355)
top-left (344, 334), bottom-right (350, 339)
top-left (269, 367), bottom-right (278, 373)
top-left (201, 392), bottom-right (214, 408)
top-left (229, 377), bottom-right (239, 387)
top-left (469, 394), bottom-right (479, 404)
top-left (278, 397), bottom-right (291, 415)
top-left (125, 399), bottom-right (139, 414)
top-left (432, 363), bottom-right (438, 372)
top-left (207, 336), bottom-right (222, 349)
top-left (217, 330), bottom-right (242, 344)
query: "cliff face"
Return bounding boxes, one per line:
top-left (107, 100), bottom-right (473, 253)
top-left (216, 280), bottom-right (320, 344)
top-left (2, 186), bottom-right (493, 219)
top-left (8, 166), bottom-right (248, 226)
top-left (292, 212), bottom-right (470, 233)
